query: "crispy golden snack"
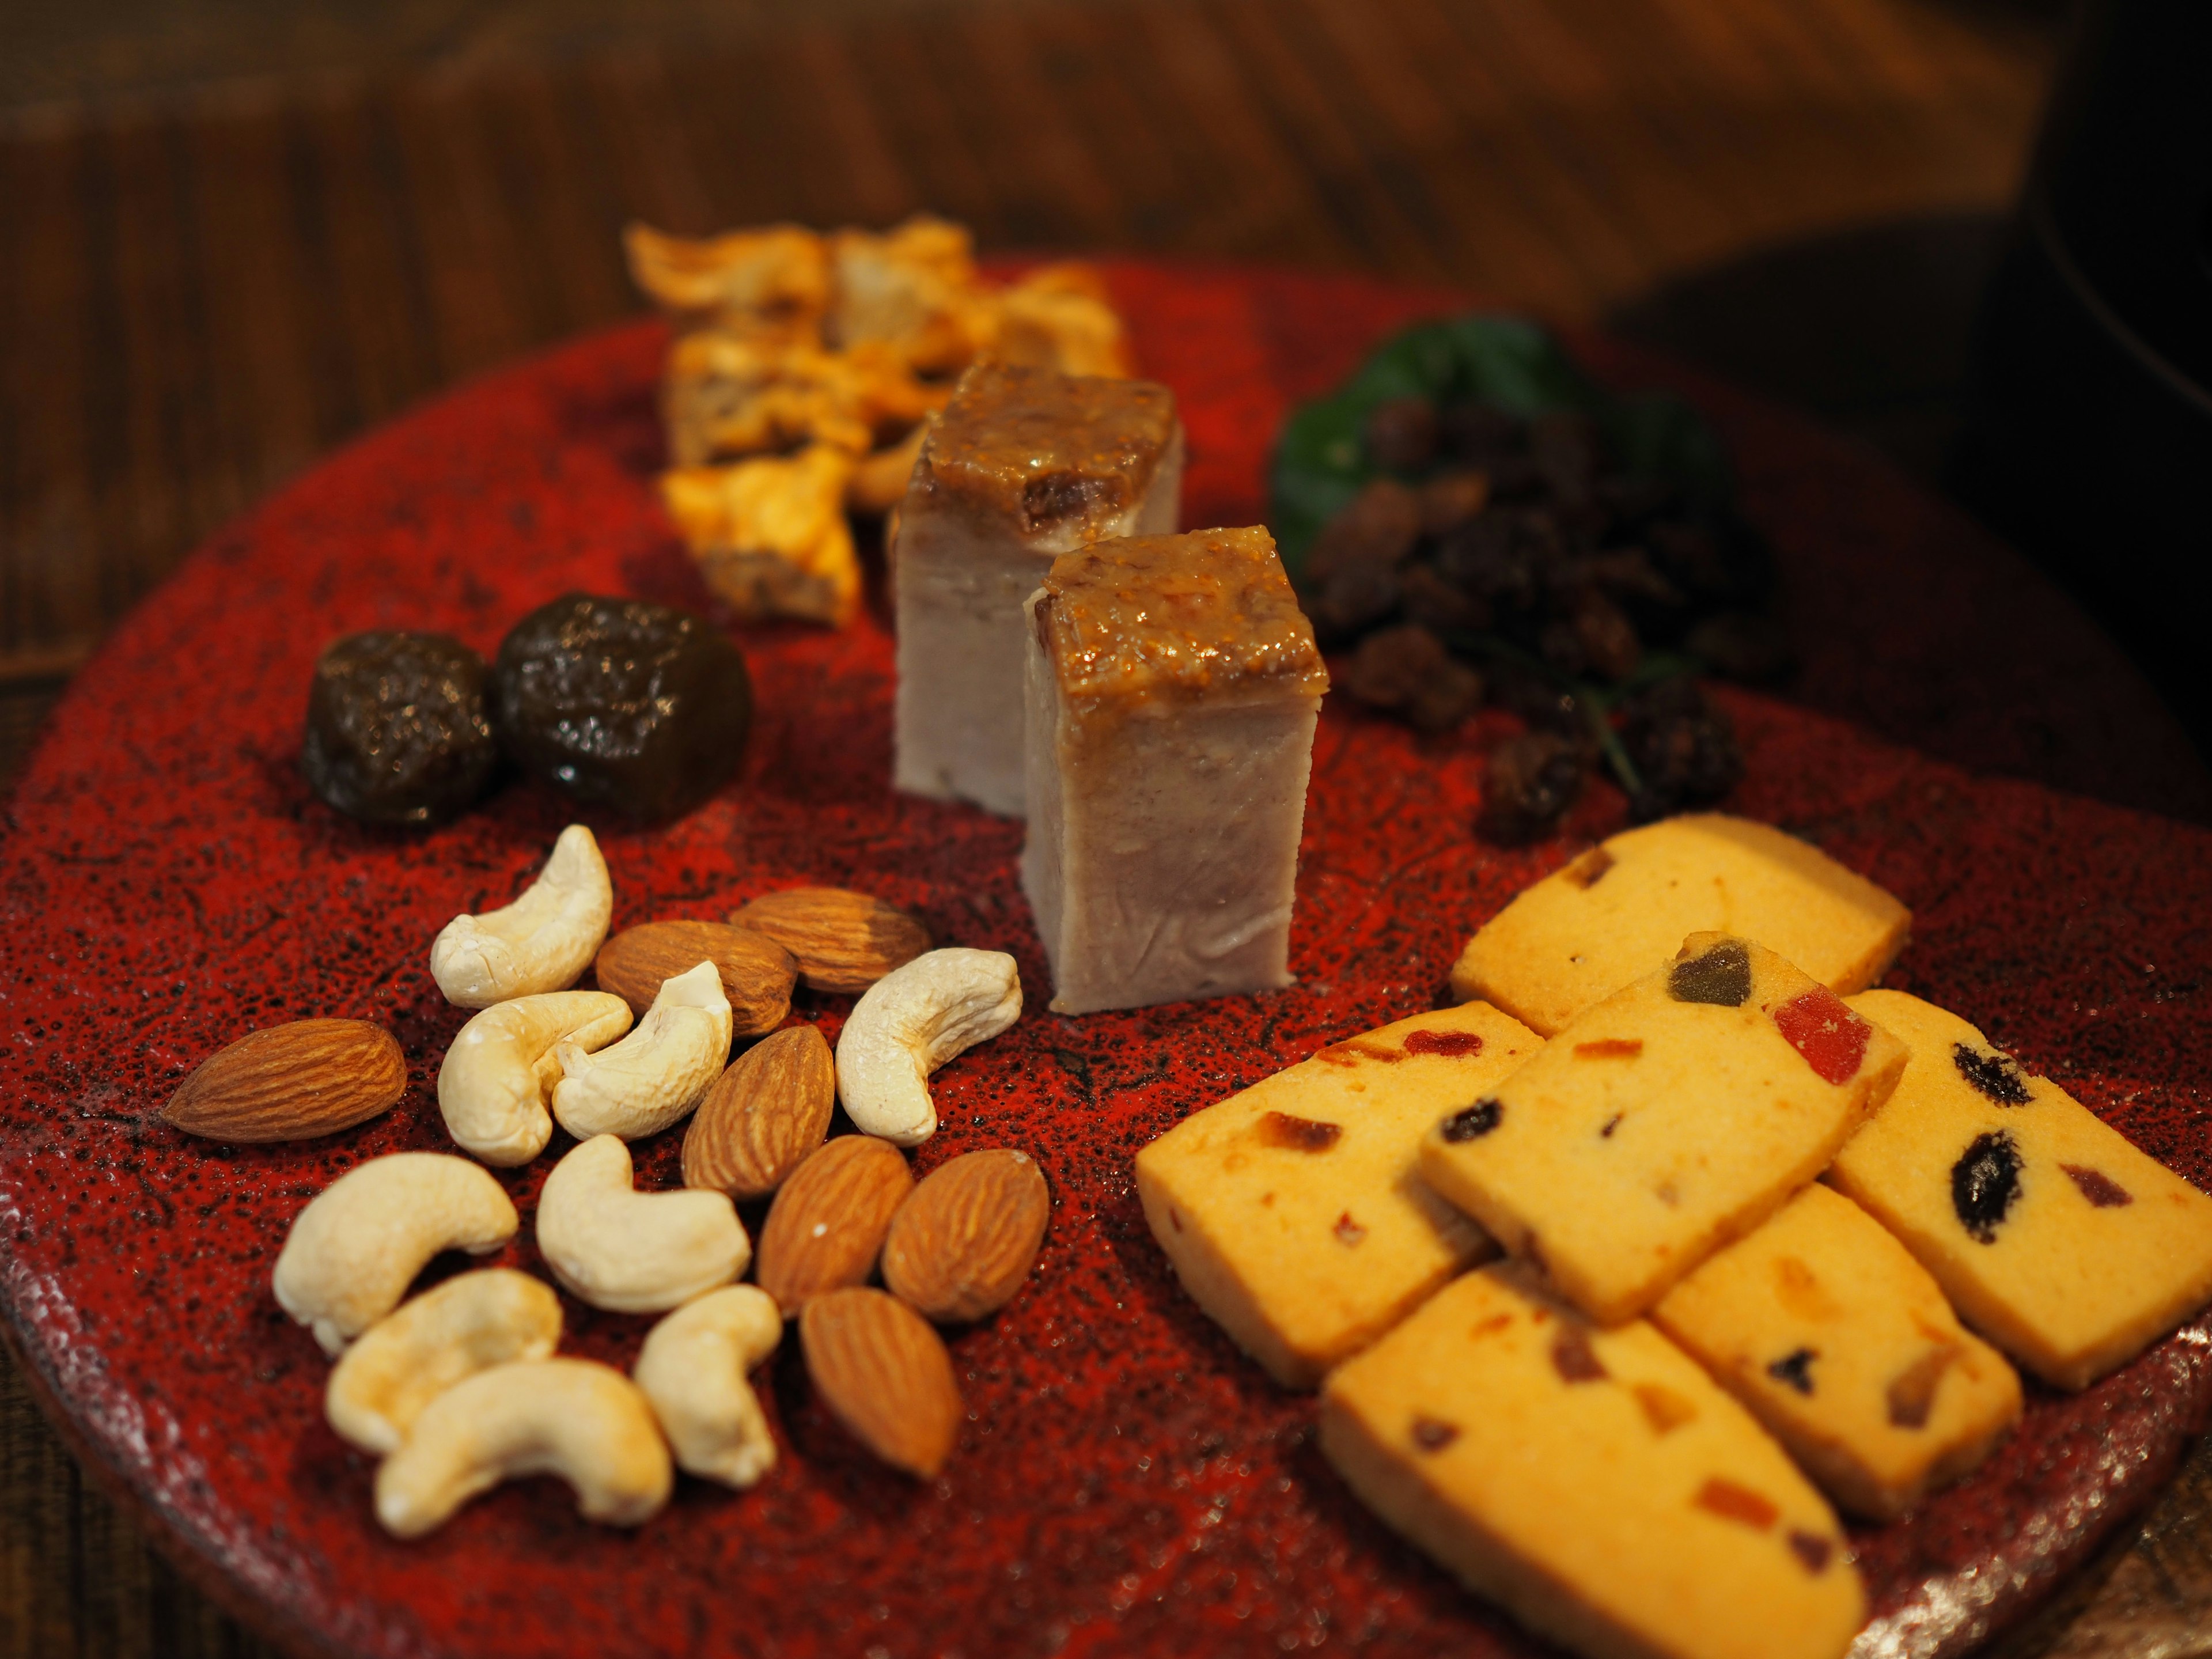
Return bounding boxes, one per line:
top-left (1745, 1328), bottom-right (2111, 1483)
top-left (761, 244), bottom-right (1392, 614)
top-left (661, 447), bottom-right (860, 627)
top-left (828, 215), bottom-right (986, 377)
top-left (662, 335), bottom-right (943, 467)
top-left (622, 222), bottom-right (830, 340)
top-left (978, 263), bottom-right (1134, 378)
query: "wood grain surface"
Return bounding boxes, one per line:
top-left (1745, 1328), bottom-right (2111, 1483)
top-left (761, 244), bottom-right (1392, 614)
top-left (9, 2), bottom-right (2200, 1657)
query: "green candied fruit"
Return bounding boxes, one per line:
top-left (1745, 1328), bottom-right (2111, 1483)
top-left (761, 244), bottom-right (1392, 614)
top-left (494, 593), bottom-right (751, 821)
top-left (302, 630), bottom-right (498, 828)
top-left (1668, 939), bottom-right (1751, 1006)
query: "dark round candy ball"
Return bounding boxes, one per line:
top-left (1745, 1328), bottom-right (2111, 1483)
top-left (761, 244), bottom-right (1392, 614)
top-left (494, 593), bottom-right (752, 821)
top-left (302, 631), bottom-right (498, 828)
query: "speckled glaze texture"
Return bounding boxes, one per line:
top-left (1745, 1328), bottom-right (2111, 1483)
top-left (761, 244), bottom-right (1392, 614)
top-left (3, 265), bottom-right (2210, 1659)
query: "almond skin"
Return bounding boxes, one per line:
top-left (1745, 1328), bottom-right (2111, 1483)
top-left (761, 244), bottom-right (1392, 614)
top-left (162, 1020), bottom-right (406, 1143)
top-left (683, 1025), bottom-right (835, 1200)
top-left (594, 920), bottom-right (797, 1034)
top-left (800, 1287), bottom-right (960, 1477)
top-left (725, 888), bottom-right (931, 995)
top-left (755, 1135), bottom-right (914, 1313)
top-left (881, 1149), bottom-right (1050, 1322)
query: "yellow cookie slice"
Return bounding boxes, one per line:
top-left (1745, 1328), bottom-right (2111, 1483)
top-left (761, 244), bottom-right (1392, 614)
top-left (1320, 1263), bottom-right (1864, 1659)
top-left (1653, 1182), bottom-right (2021, 1520)
top-left (1422, 933), bottom-right (1907, 1323)
top-left (1831, 990), bottom-right (2212, 1389)
top-left (1135, 1001), bottom-right (1537, 1387)
top-left (1451, 815), bottom-right (1910, 1037)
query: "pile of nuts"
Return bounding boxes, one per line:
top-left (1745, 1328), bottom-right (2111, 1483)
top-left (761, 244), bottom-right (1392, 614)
top-left (164, 825), bottom-right (1045, 1534)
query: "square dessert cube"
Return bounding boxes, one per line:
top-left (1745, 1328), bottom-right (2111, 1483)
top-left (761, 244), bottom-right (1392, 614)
top-left (1831, 990), bottom-right (2212, 1389)
top-left (1451, 815), bottom-right (1911, 1037)
top-left (1421, 933), bottom-right (1908, 1323)
top-left (1319, 1263), bottom-right (1863, 1659)
top-left (1020, 527), bottom-right (1328, 1013)
top-left (1653, 1182), bottom-right (2021, 1520)
top-left (1134, 1001), bottom-right (1539, 1388)
top-left (893, 362), bottom-right (1183, 816)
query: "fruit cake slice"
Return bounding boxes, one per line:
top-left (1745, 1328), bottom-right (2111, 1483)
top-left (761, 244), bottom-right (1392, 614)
top-left (1319, 1263), bottom-right (1863, 1659)
top-left (1135, 1001), bottom-right (1537, 1387)
top-left (1421, 933), bottom-right (1908, 1323)
top-left (1831, 990), bottom-right (2212, 1389)
top-left (1450, 815), bottom-right (1910, 1037)
top-left (1652, 1181), bottom-right (2021, 1520)
top-left (892, 361), bottom-right (1183, 816)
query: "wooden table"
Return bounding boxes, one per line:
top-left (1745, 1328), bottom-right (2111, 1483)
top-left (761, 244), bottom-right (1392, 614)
top-left (9, 1), bottom-right (2210, 1654)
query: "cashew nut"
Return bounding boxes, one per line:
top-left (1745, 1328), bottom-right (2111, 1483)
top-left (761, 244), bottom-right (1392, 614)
top-left (550, 960), bottom-right (732, 1141)
top-left (634, 1285), bottom-right (782, 1488)
top-left (430, 824), bottom-right (613, 1009)
top-left (535, 1134), bottom-right (750, 1313)
top-left (835, 948), bottom-right (1022, 1146)
top-left (326, 1269), bottom-right (562, 1455)
top-left (373, 1358), bottom-right (672, 1537)
top-left (437, 991), bottom-right (634, 1166)
top-left (272, 1153), bottom-right (519, 1355)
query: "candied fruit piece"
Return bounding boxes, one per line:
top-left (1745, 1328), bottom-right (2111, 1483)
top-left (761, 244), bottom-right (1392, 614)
top-left (1951, 1131), bottom-right (2024, 1244)
top-left (302, 630), bottom-right (498, 828)
top-left (1669, 940), bottom-right (1751, 1007)
top-left (1774, 988), bottom-right (1872, 1085)
top-left (1953, 1043), bottom-right (2032, 1106)
top-left (494, 593), bottom-right (752, 821)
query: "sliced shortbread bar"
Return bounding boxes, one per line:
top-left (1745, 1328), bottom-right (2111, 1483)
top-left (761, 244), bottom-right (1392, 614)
top-left (1451, 815), bottom-right (1911, 1037)
top-left (1653, 1182), bottom-right (2021, 1520)
top-left (892, 362), bottom-right (1183, 815)
top-left (1021, 527), bottom-right (1329, 1013)
top-left (1421, 933), bottom-right (1908, 1323)
top-left (1320, 1264), bottom-right (1863, 1659)
top-left (1134, 1002), bottom-right (1536, 1387)
top-left (1831, 990), bottom-right (2212, 1389)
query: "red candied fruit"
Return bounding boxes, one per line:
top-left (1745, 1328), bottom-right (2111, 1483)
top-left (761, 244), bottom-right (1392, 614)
top-left (1774, 987), bottom-right (1871, 1085)
top-left (1403, 1029), bottom-right (1484, 1059)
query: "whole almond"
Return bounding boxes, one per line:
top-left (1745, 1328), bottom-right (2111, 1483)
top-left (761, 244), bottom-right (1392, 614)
top-left (801, 1286), bottom-right (961, 1478)
top-left (755, 1135), bottom-right (914, 1313)
top-left (881, 1149), bottom-right (1050, 1322)
top-left (725, 888), bottom-right (930, 995)
top-left (594, 920), bottom-right (797, 1034)
top-left (683, 1025), bottom-right (835, 1199)
top-left (162, 1020), bottom-right (406, 1143)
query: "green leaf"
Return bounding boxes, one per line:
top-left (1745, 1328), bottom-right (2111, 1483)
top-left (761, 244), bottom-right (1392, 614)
top-left (1266, 313), bottom-right (1734, 579)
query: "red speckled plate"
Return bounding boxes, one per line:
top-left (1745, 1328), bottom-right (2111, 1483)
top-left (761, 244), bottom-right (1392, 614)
top-left (4, 264), bottom-right (2211, 1659)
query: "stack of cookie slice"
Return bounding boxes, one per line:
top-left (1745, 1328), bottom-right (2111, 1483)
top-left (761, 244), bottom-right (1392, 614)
top-left (1136, 813), bottom-right (2212, 1659)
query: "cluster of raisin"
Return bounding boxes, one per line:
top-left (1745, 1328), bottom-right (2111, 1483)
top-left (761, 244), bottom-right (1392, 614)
top-left (1298, 396), bottom-right (1789, 842)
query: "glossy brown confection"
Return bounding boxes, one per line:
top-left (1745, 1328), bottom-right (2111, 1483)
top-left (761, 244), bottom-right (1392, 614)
top-left (493, 593), bottom-right (752, 821)
top-left (301, 630), bottom-right (498, 828)
top-left (912, 361), bottom-right (1178, 537)
top-left (1033, 528), bottom-right (1329, 738)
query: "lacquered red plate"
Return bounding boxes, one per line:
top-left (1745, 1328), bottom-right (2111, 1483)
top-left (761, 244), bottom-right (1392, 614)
top-left (5, 264), bottom-right (2211, 1659)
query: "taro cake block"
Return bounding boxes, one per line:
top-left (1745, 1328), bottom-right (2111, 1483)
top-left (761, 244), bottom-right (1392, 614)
top-left (1832, 990), bottom-right (2212, 1389)
top-left (892, 361), bottom-right (1183, 815)
top-left (1135, 1002), bottom-right (1537, 1387)
top-left (1653, 1182), bottom-right (2021, 1520)
top-left (1021, 527), bottom-right (1328, 1014)
top-left (1421, 933), bottom-right (1908, 1323)
top-left (1452, 815), bottom-right (1911, 1036)
top-left (1319, 1263), bottom-right (1863, 1659)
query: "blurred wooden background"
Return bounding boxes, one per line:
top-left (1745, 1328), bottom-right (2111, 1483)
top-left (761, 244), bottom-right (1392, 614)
top-left (13, 0), bottom-right (2212, 1655)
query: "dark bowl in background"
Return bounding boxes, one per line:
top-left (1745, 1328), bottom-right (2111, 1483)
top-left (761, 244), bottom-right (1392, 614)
top-left (1952, 0), bottom-right (2212, 751)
